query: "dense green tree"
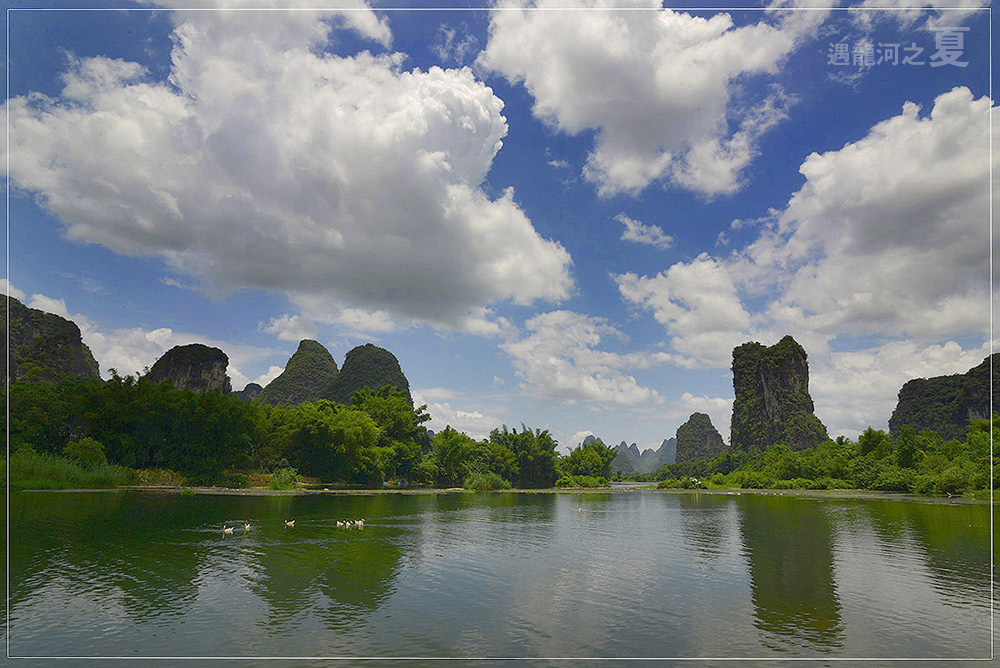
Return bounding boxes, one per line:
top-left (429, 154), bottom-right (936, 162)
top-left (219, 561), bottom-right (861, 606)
top-left (286, 401), bottom-right (381, 483)
top-left (489, 425), bottom-right (559, 488)
top-left (350, 386), bottom-right (431, 481)
top-left (431, 427), bottom-right (477, 487)
top-left (561, 438), bottom-right (617, 478)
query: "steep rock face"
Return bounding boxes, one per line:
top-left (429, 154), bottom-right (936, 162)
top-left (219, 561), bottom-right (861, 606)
top-left (730, 335), bottom-right (827, 451)
top-left (2, 297), bottom-right (99, 381)
top-left (259, 339), bottom-right (339, 406)
top-left (658, 437), bottom-right (677, 465)
top-left (146, 344), bottom-right (231, 393)
top-left (889, 354), bottom-right (999, 440)
top-left (322, 343), bottom-right (412, 405)
top-left (234, 382), bottom-right (263, 402)
top-left (675, 413), bottom-right (726, 462)
top-left (610, 440), bottom-right (637, 474)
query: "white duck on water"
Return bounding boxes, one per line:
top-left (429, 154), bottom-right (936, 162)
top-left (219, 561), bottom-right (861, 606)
top-left (284, 519), bottom-right (295, 527)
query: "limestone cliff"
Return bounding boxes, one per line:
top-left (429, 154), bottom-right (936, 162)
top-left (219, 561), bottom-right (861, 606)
top-left (675, 413), bottom-right (726, 462)
top-left (146, 344), bottom-right (231, 393)
top-left (888, 354), bottom-right (999, 440)
top-left (730, 335), bottom-right (827, 451)
top-left (1, 297), bottom-right (99, 382)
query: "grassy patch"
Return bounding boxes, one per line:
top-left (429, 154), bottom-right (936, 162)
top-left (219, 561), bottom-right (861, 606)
top-left (464, 471), bottom-right (512, 491)
top-left (4, 449), bottom-right (133, 489)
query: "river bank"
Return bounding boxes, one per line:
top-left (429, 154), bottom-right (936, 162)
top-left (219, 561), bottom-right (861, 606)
top-left (14, 484), bottom-right (994, 504)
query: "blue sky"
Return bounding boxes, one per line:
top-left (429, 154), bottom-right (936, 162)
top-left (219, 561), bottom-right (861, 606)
top-left (3, 0), bottom-right (993, 452)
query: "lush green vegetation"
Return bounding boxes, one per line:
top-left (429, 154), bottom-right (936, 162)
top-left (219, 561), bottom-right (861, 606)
top-left (2, 376), bottom-right (567, 489)
top-left (464, 470), bottom-right (512, 490)
top-left (4, 447), bottom-right (133, 489)
top-left (322, 343), bottom-right (412, 406)
top-left (888, 354), bottom-right (997, 441)
top-left (258, 339), bottom-right (339, 406)
top-left (268, 466), bottom-right (300, 490)
top-left (640, 417), bottom-right (997, 496)
top-left (675, 412), bottom-right (725, 462)
top-left (4, 371), bottom-right (993, 495)
top-left (556, 475), bottom-right (609, 488)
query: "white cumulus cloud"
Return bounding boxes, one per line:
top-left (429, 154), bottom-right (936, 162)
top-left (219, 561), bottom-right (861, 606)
top-left (4, 6), bottom-right (573, 336)
top-left (500, 310), bottom-right (680, 405)
top-left (261, 314), bottom-right (319, 342)
top-left (479, 0), bottom-right (826, 196)
top-left (615, 213), bottom-right (673, 250)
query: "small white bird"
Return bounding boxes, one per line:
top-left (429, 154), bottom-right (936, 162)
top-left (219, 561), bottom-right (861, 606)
top-left (336, 521), bottom-right (345, 528)
top-left (243, 523), bottom-right (251, 532)
top-left (358, 519), bottom-right (365, 527)
top-left (284, 519), bottom-right (295, 527)
top-left (223, 526), bottom-right (234, 534)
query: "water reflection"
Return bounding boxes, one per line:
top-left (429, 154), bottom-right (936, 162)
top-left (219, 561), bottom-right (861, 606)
top-left (863, 500), bottom-right (990, 604)
top-left (737, 496), bottom-right (844, 652)
top-left (677, 493), bottom-right (730, 561)
top-left (7, 490), bottom-right (992, 660)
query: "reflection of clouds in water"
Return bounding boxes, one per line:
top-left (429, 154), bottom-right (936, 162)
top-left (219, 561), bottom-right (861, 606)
top-left (832, 501), bottom-right (991, 658)
top-left (10, 492), bottom-right (993, 660)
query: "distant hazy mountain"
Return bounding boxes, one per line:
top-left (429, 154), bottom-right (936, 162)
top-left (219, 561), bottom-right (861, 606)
top-left (609, 437), bottom-right (676, 474)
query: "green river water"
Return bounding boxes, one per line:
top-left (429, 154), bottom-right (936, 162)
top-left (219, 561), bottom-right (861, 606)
top-left (3, 490), bottom-right (994, 665)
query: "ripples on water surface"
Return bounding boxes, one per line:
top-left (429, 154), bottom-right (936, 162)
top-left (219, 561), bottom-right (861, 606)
top-left (4, 490), bottom-right (993, 663)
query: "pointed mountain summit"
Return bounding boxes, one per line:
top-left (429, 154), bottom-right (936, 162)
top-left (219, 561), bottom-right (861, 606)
top-left (322, 343), bottom-right (412, 405)
top-left (259, 339), bottom-right (339, 406)
top-left (676, 413), bottom-right (726, 462)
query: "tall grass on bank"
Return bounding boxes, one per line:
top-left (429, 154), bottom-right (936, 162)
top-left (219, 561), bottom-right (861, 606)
top-left (464, 470), bottom-right (512, 491)
top-left (2, 449), bottom-right (134, 489)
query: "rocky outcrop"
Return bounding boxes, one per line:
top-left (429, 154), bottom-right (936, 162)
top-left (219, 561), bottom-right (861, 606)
top-left (675, 413), bottom-right (726, 462)
top-left (259, 339), bottom-right (339, 406)
top-left (657, 437), bottom-right (677, 466)
top-left (234, 382), bottom-right (263, 402)
top-left (322, 343), bottom-right (412, 405)
top-left (888, 354), bottom-right (999, 441)
top-left (1, 297), bottom-right (99, 382)
top-left (146, 344), bottom-right (231, 393)
top-left (730, 335), bottom-right (827, 451)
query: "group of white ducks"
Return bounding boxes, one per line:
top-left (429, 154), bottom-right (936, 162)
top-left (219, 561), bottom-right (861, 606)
top-left (221, 518), bottom-right (364, 533)
top-left (222, 522), bottom-right (253, 534)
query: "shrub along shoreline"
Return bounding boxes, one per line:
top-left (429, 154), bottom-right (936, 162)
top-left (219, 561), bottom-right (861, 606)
top-left (3, 375), bottom-right (995, 498)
